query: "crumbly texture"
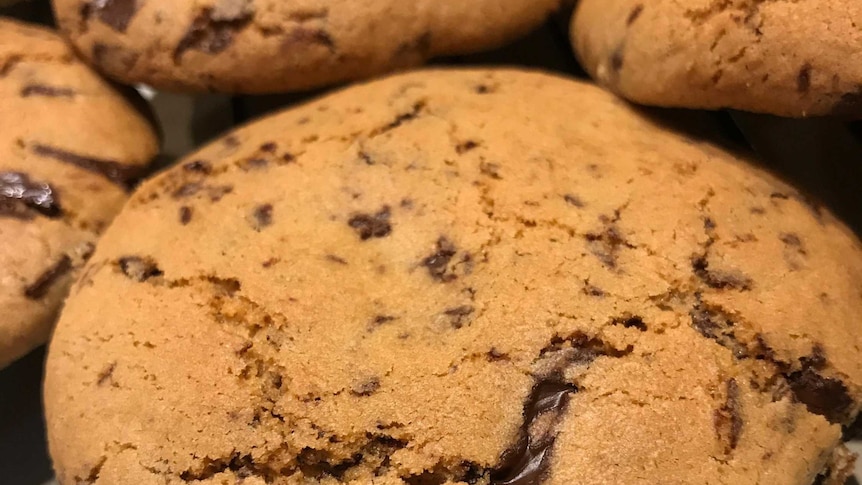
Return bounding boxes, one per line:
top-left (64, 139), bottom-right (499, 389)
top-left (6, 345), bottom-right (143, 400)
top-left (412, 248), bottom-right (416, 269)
top-left (0, 18), bottom-right (158, 369)
top-left (571, 0), bottom-right (862, 118)
top-left (52, 0), bottom-right (561, 93)
top-left (45, 69), bottom-right (862, 485)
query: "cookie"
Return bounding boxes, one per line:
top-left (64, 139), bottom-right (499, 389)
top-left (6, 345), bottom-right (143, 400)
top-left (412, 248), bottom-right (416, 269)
top-left (0, 18), bottom-right (158, 369)
top-left (51, 0), bottom-right (561, 94)
top-left (571, 0), bottom-right (862, 117)
top-left (45, 69), bottom-right (862, 484)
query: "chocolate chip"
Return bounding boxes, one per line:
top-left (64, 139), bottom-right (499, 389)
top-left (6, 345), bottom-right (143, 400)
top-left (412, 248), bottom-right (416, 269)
top-left (183, 160), bottom-right (212, 174)
top-left (96, 362), bottom-right (116, 387)
top-left (31, 144), bottom-right (145, 189)
top-left (788, 368), bottom-right (852, 424)
top-left (374, 101), bottom-right (426, 135)
top-left (689, 300), bottom-right (749, 359)
top-left (779, 233), bottom-right (801, 247)
top-left (491, 380), bottom-right (578, 485)
top-left (259, 142), bottom-right (277, 153)
top-left (371, 315), bottom-right (396, 327)
top-left (443, 305), bottom-right (474, 329)
top-left (351, 377), bottom-right (380, 396)
top-left (0, 171), bottom-right (62, 220)
top-left (179, 206), bottom-right (193, 225)
top-left (612, 315), bottom-right (647, 332)
top-left (281, 153), bottom-right (296, 164)
top-left (24, 255), bottom-right (72, 299)
top-left (627, 4), bottom-right (644, 25)
top-left (86, 0), bottom-right (140, 32)
top-left (348, 206), bottom-right (392, 240)
top-left (422, 237), bottom-right (458, 282)
top-left (786, 347), bottom-right (852, 424)
top-left (118, 256), bottom-right (163, 282)
top-left (563, 194), bottom-right (584, 208)
top-left (475, 84), bottom-right (495, 94)
top-left (582, 282), bottom-right (604, 297)
top-left (538, 333), bottom-right (632, 379)
top-left (585, 221), bottom-right (631, 270)
top-left (172, 182), bottom-right (202, 199)
top-left (20, 84), bottom-right (76, 98)
top-left (358, 151), bottom-right (374, 165)
top-left (714, 379), bottom-right (743, 454)
top-left (797, 64), bottom-right (812, 93)
top-left (692, 256), bottom-right (753, 291)
top-left (250, 204), bottom-right (273, 231)
top-left (480, 162), bottom-right (502, 180)
top-left (325, 254), bottom-right (348, 265)
top-left (456, 141), bottom-right (479, 154)
top-left (174, 7), bottom-right (253, 61)
top-left (262, 257), bottom-right (280, 268)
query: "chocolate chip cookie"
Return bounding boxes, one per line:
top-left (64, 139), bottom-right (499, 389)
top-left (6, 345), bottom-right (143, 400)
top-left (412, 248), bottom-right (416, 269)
top-left (0, 18), bottom-right (158, 369)
top-left (52, 0), bottom-right (561, 93)
top-left (572, 0), bottom-right (862, 117)
top-left (45, 69), bottom-right (862, 484)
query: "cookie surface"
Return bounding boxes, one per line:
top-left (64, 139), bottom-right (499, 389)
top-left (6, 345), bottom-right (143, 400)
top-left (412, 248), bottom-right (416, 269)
top-left (52, 0), bottom-right (561, 93)
top-left (45, 69), bottom-right (862, 484)
top-left (0, 18), bottom-right (158, 369)
top-left (572, 0), bottom-right (862, 117)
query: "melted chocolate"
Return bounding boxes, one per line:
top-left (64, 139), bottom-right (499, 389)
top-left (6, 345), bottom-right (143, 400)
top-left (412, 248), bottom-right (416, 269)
top-left (0, 171), bottom-right (62, 219)
top-left (24, 255), bottom-right (72, 299)
top-left (492, 381), bottom-right (578, 485)
top-left (31, 144), bottom-right (146, 189)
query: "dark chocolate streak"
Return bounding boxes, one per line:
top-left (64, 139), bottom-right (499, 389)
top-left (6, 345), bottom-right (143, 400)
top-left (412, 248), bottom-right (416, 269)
top-left (24, 255), bottom-right (72, 299)
top-left (492, 381), bottom-right (578, 485)
top-left (0, 171), bottom-right (62, 219)
top-left (30, 144), bottom-right (146, 188)
top-left (20, 84), bottom-right (76, 98)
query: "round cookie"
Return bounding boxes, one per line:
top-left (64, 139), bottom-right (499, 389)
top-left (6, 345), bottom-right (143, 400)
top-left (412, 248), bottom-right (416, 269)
top-left (571, 0), bottom-right (862, 117)
top-left (45, 69), bottom-right (862, 484)
top-left (0, 18), bottom-right (158, 369)
top-left (52, 0), bottom-right (562, 94)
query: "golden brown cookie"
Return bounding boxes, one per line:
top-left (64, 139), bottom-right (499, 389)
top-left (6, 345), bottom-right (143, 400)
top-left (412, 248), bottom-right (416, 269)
top-left (0, 18), bottom-right (158, 369)
top-left (46, 69), bottom-right (862, 484)
top-left (572, 0), bottom-right (862, 117)
top-left (52, 0), bottom-right (561, 93)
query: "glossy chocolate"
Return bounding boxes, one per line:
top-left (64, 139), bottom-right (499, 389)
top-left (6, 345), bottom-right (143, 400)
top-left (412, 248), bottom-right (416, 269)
top-left (492, 380), bottom-right (578, 485)
top-left (0, 171), bottom-right (62, 219)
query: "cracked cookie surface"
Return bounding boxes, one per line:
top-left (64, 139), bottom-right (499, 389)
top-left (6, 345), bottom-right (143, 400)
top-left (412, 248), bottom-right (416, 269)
top-left (0, 18), bottom-right (158, 369)
top-left (572, 0), bottom-right (862, 117)
top-left (52, 0), bottom-right (561, 93)
top-left (45, 69), bottom-right (862, 484)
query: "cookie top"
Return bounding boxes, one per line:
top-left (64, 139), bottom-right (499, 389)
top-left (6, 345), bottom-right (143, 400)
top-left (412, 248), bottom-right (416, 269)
top-left (572, 0), bottom-right (862, 117)
top-left (52, 0), bottom-right (561, 93)
top-left (0, 18), bottom-right (158, 369)
top-left (46, 69), bottom-right (862, 484)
